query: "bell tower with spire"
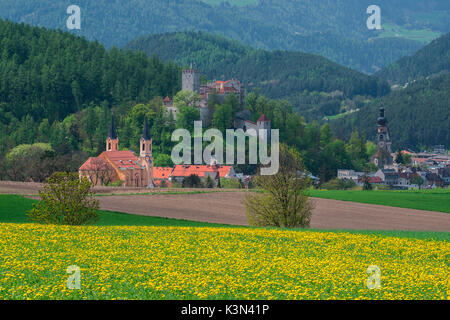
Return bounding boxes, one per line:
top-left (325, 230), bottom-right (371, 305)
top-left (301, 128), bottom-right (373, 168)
top-left (139, 118), bottom-right (154, 188)
top-left (106, 116), bottom-right (118, 152)
top-left (372, 107), bottom-right (394, 168)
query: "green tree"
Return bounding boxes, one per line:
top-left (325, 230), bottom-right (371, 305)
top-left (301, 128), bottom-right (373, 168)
top-left (212, 103), bottom-right (233, 133)
top-left (28, 172), bottom-right (99, 225)
top-left (177, 106), bottom-right (200, 132)
top-left (154, 154), bottom-right (173, 167)
top-left (411, 175), bottom-right (424, 189)
top-left (182, 174), bottom-right (203, 188)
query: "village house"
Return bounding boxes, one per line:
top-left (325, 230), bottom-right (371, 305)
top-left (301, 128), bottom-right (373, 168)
top-left (337, 170), bottom-right (364, 185)
top-left (374, 168), bottom-right (399, 185)
top-left (153, 167), bottom-right (174, 187)
top-left (170, 163), bottom-right (236, 186)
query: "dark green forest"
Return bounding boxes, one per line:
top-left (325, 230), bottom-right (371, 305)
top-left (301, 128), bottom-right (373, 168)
top-left (127, 31), bottom-right (390, 121)
top-left (376, 32), bottom-right (450, 84)
top-left (1, 0), bottom-right (448, 73)
top-left (0, 19), bottom-right (376, 183)
top-left (331, 71), bottom-right (450, 151)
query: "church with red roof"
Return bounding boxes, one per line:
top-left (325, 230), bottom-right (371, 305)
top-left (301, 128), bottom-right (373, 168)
top-left (79, 117), bottom-right (155, 187)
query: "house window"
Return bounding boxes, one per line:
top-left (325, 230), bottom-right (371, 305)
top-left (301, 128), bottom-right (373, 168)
top-left (108, 143), bottom-right (111, 150)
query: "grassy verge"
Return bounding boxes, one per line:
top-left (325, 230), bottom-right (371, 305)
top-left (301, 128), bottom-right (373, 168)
top-left (308, 189), bottom-right (450, 214)
top-left (0, 194), bottom-right (229, 228)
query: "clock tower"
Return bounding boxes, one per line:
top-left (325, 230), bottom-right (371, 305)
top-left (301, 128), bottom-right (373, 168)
top-left (372, 107), bottom-right (394, 168)
top-left (139, 118), bottom-right (154, 188)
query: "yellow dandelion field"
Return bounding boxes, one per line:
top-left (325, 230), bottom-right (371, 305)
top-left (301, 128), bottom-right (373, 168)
top-left (0, 223), bottom-right (448, 300)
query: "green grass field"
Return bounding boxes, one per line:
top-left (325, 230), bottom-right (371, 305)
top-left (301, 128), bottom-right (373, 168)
top-left (309, 189), bottom-right (450, 214)
top-left (0, 194), bottom-right (229, 228)
top-left (1, 194), bottom-right (448, 241)
top-left (377, 22), bottom-right (441, 43)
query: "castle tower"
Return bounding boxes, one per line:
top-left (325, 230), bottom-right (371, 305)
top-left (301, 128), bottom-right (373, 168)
top-left (257, 114), bottom-right (271, 140)
top-left (106, 116), bottom-right (119, 152)
top-left (182, 63), bottom-right (200, 93)
top-left (372, 107), bottom-right (393, 168)
top-left (139, 118), bottom-right (154, 188)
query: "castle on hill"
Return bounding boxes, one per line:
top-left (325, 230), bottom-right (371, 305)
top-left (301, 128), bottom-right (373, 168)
top-left (168, 65), bottom-right (271, 135)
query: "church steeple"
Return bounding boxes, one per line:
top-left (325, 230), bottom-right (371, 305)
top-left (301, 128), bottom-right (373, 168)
top-left (139, 118), bottom-right (154, 188)
top-left (140, 118), bottom-right (152, 158)
top-left (373, 107), bottom-right (393, 168)
top-left (106, 116), bottom-right (119, 152)
top-left (142, 118), bottom-right (151, 141)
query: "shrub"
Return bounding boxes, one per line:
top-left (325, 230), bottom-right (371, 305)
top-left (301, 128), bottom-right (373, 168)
top-left (27, 172), bottom-right (99, 225)
top-left (159, 180), bottom-right (169, 188)
top-left (204, 176), bottom-right (216, 188)
top-left (362, 177), bottom-right (373, 191)
top-left (182, 174), bottom-right (203, 188)
top-left (220, 178), bottom-right (242, 189)
top-left (322, 178), bottom-right (356, 190)
top-left (244, 144), bottom-right (314, 228)
top-left (107, 180), bottom-right (124, 187)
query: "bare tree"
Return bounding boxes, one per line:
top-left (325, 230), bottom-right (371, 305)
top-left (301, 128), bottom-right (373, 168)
top-left (244, 144), bottom-right (314, 228)
top-left (84, 158), bottom-right (115, 186)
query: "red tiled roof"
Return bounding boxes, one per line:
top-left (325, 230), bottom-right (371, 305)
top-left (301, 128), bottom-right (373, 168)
top-left (163, 96), bottom-right (171, 103)
top-left (153, 167), bottom-right (173, 179)
top-left (79, 157), bottom-right (108, 171)
top-left (368, 177), bottom-right (383, 183)
top-left (258, 114), bottom-right (270, 122)
top-left (101, 151), bottom-right (142, 169)
top-left (171, 165), bottom-right (232, 178)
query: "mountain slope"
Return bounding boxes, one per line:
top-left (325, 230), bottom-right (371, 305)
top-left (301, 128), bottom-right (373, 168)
top-left (376, 32), bottom-right (450, 84)
top-left (126, 31), bottom-right (390, 120)
top-left (0, 19), bottom-right (180, 123)
top-left (331, 71), bottom-right (450, 150)
top-left (0, 0), bottom-right (448, 73)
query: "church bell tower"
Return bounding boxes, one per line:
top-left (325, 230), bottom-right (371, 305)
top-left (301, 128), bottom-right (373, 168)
top-left (139, 118), bottom-right (154, 188)
top-left (106, 116), bottom-right (119, 152)
top-left (373, 107), bottom-right (393, 168)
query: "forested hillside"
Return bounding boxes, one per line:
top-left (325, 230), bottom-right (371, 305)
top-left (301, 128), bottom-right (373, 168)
top-left (0, 19), bottom-right (180, 124)
top-left (1, 0), bottom-right (448, 73)
top-left (127, 31), bottom-right (390, 121)
top-left (331, 71), bottom-right (450, 151)
top-left (0, 19), bottom-right (376, 183)
top-left (376, 32), bottom-right (450, 84)
top-left (0, 19), bottom-right (180, 171)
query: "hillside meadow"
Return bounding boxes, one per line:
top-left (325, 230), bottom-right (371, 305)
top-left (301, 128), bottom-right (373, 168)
top-left (308, 189), bottom-right (450, 214)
